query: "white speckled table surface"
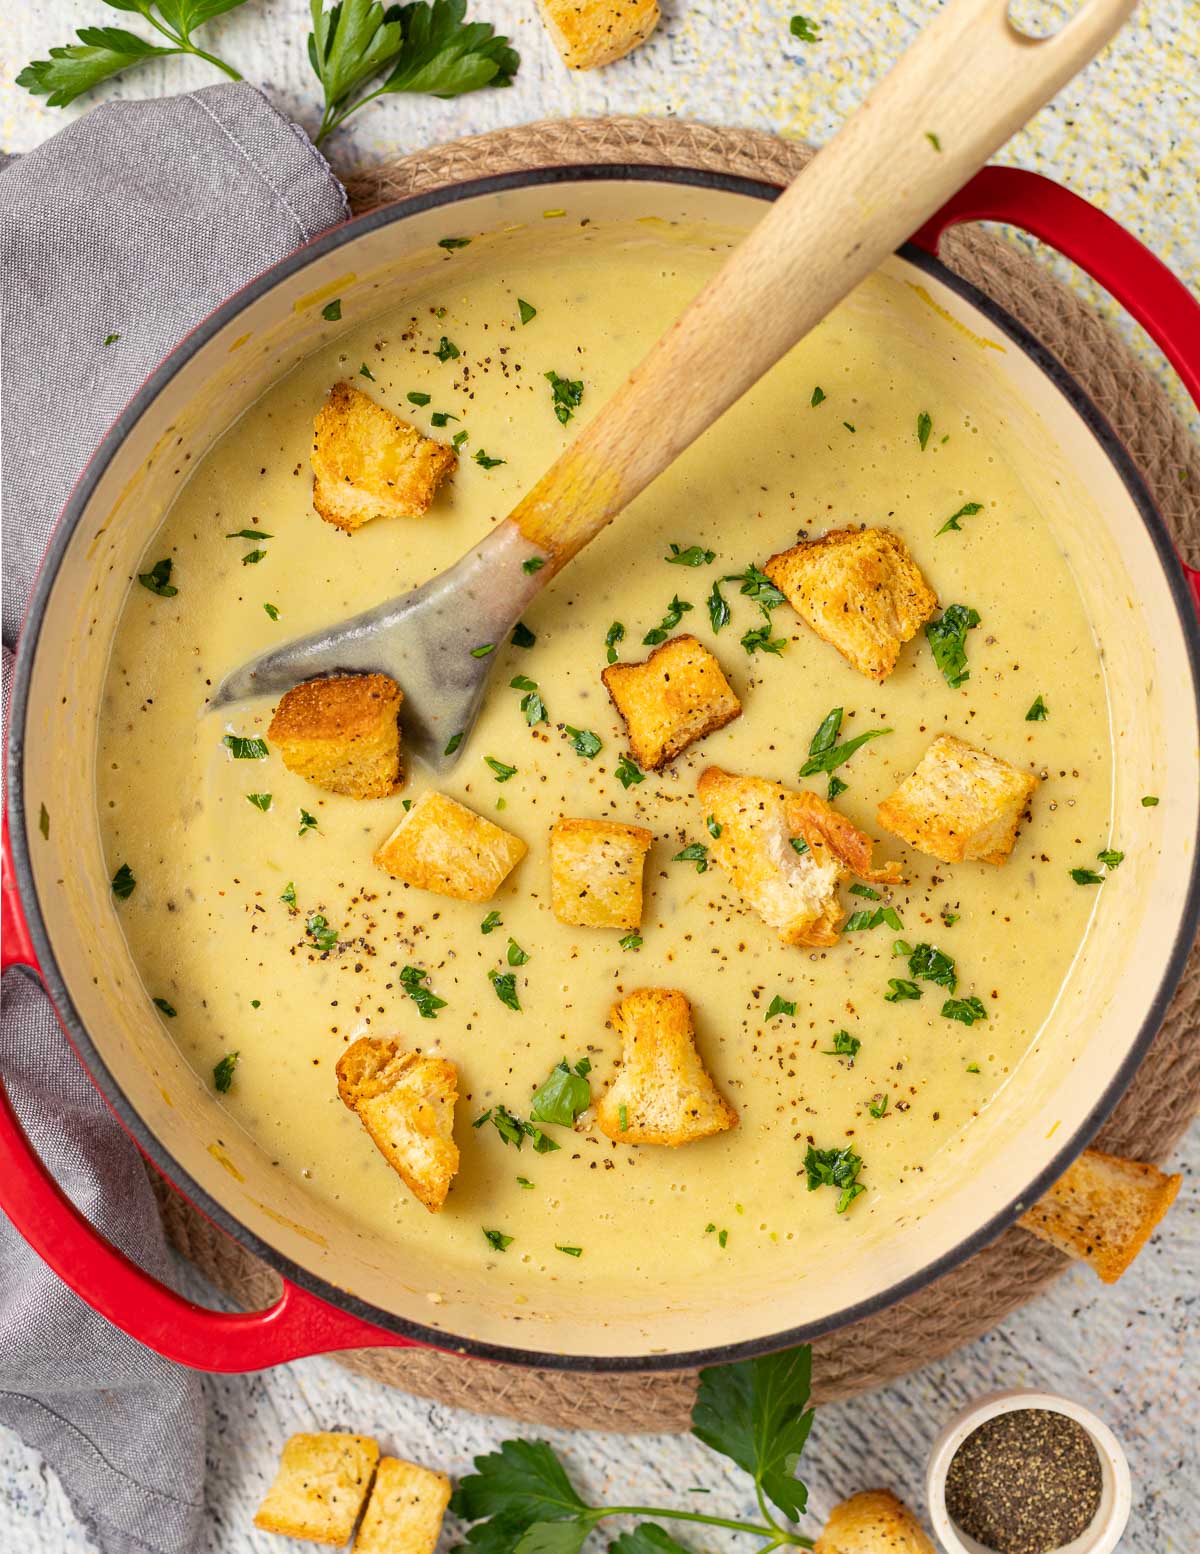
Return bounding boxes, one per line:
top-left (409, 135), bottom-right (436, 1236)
top-left (2, 2), bottom-right (1197, 1550)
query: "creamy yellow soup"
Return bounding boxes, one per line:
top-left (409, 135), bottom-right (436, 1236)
top-left (98, 227), bottom-right (1112, 1290)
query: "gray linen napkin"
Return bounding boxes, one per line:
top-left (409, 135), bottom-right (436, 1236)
top-left (1, 82), bottom-right (349, 1554)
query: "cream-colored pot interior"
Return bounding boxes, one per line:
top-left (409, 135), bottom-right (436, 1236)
top-left (16, 175), bottom-right (1200, 1364)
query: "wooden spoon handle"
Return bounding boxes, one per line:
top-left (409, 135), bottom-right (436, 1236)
top-left (507, 0), bottom-right (1135, 570)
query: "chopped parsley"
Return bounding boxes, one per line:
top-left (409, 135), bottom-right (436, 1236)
top-left (615, 753), bottom-right (645, 788)
top-left (212, 1052), bottom-right (239, 1093)
top-left (943, 996), bottom-right (988, 1025)
top-left (471, 642), bottom-right (496, 658)
top-left (666, 543), bottom-right (716, 567)
top-left (1098, 848), bottom-right (1124, 869)
top-left (907, 942), bottom-right (957, 993)
top-left (605, 621), bottom-right (625, 662)
top-left (741, 624), bottom-right (787, 656)
top-left (153, 997), bottom-right (176, 1017)
top-left (488, 968), bottom-right (521, 1011)
top-left (485, 756), bottom-right (517, 782)
top-left (506, 937), bottom-right (530, 966)
top-left (225, 528), bottom-right (273, 541)
top-left (618, 931), bottom-right (643, 951)
top-left (111, 863), bottom-right (136, 900)
top-left (298, 808), bottom-right (318, 836)
top-left (241, 549), bottom-right (267, 566)
top-left (824, 1029), bottom-right (860, 1059)
top-left (406, 390), bottom-right (432, 407)
top-left (511, 621), bottom-right (536, 648)
top-left (475, 1105), bottom-right (558, 1153)
top-left (280, 882), bottom-right (296, 907)
top-left (724, 563), bottom-right (785, 619)
top-left (790, 837), bottom-right (810, 856)
top-left (138, 558), bottom-right (177, 597)
top-left (799, 706), bottom-right (890, 780)
top-left (917, 411), bottom-right (933, 450)
top-left (804, 1144), bottom-right (865, 1213)
top-left (707, 814), bottom-right (723, 838)
top-left (444, 731), bottom-right (464, 756)
top-left (400, 965), bottom-right (447, 1018)
top-left (868, 1093), bottom-right (889, 1118)
top-left (38, 804), bottom-right (49, 840)
top-left (845, 905), bottom-right (903, 932)
top-left (522, 557), bottom-right (546, 574)
top-left (556, 1244), bottom-right (583, 1257)
top-left (618, 1104), bottom-right (629, 1131)
top-left (222, 733), bottom-right (268, 760)
top-left (1070, 867), bottom-right (1105, 885)
top-left (517, 1176), bottom-right (534, 1189)
top-left (545, 369), bottom-right (584, 425)
top-left (481, 910), bottom-right (502, 934)
top-left (564, 725), bottom-right (602, 758)
top-left (827, 774), bottom-right (848, 800)
top-left (475, 449), bottom-right (505, 469)
top-left (766, 995), bottom-right (796, 1020)
top-left (966, 1061), bottom-right (981, 1073)
top-left (263, 602), bottom-right (280, 620)
top-left (435, 336), bottom-right (460, 361)
top-left (430, 411), bottom-right (458, 427)
top-left (926, 131), bottom-right (942, 151)
top-left (306, 913), bottom-right (338, 953)
top-left (937, 501), bottom-right (983, 535)
top-left (1025, 694), bottom-right (1049, 721)
top-left (518, 298), bottom-right (537, 324)
top-left (842, 421), bottom-right (856, 434)
top-left (707, 579), bottom-right (731, 631)
top-left (321, 299), bottom-right (341, 320)
top-left (511, 674), bottom-right (546, 725)
top-left (849, 883), bottom-right (880, 900)
top-left (1142, 795), bottom-right (1159, 806)
top-left (810, 385), bottom-right (826, 406)
top-left (483, 1229), bottom-right (513, 1252)
top-left (245, 792), bottom-right (272, 811)
top-left (790, 14), bottom-right (821, 40)
top-left (885, 978), bottom-right (921, 1002)
top-left (438, 236), bottom-right (471, 250)
top-left (926, 604), bottom-right (981, 689)
top-left (673, 842), bottom-right (710, 873)
top-left (103, 333), bottom-right (120, 346)
top-left (358, 362), bottom-right (375, 380)
top-left (644, 594), bottom-right (693, 646)
top-left (531, 1058), bottom-right (592, 1128)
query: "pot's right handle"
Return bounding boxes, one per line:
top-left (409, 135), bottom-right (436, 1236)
top-left (1, 816), bottom-right (420, 1371)
top-left (911, 165), bottom-right (1200, 612)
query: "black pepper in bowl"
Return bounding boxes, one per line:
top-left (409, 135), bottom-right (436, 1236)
top-left (944, 1408), bottom-right (1103, 1554)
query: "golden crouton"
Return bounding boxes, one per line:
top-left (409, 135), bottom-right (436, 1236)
top-left (550, 817), bottom-right (653, 929)
top-left (253, 1431), bottom-right (379, 1546)
top-left (597, 988), bottom-right (737, 1146)
top-left (336, 1038), bottom-right (459, 1212)
top-left (1019, 1147), bottom-right (1182, 1283)
top-left (877, 733), bottom-right (1039, 866)
top-left (697, 767), bottom-right (902, 948)
top-left (267, 674), bottom-right (402, 799)
top-left (815, 1490), bottom-right (935, 1554)
top-left (764, 527), bottom-right (938, 682)
top-left (373, 790), bottom-right (527, 902)
top-left (537, 0), bottom-right (660, 69)
top-left (356, 1457), bottom-right (451, 1554)
top-left (602, 634), bottom-right (741, 771)
top-left (311, 380), bottom-right (456, 531)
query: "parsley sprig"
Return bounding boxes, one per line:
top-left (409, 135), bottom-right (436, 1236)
top-left (452, 1345), bottom-right (818, 1552)
top-left (799, 707), bottom-right (890, 796)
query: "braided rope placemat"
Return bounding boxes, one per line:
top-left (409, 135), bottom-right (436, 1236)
top-left (153, 118), bottom-right (1200, 1432)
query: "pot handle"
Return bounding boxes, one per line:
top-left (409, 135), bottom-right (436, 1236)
top-left (910, 165), bottom-right (1200, 612)
top-left (2, 817), bottom-right (419, 1369)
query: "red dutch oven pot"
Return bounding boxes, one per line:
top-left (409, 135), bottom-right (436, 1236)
top-left (3, 164), bottom-right (1200, 1373)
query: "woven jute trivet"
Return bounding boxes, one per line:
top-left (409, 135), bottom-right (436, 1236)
top-left (153, 119), bottom-right (1200, 1433)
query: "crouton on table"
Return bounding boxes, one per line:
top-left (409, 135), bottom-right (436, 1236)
top-left (537, 0), bottom-right (660, 69)
top-left (336, 1038), bottom-right (459, 1212)
top-left (374, 790), bottom-right (527, 901)
top-left (764, 527), bottom-right (938, 683)
top-left (550, 817), bottom-right (653, 929)
top-left (814, 1490), bottom-right (935, 1554)
top-left (1019, 1147), bottom-right (1181, 1283)
top-left (698, 766), bottom-right (901, 947)
top-left (253, 1431), bottom-right (379, 1545)
top-left (602, 634), bottom-right (741, 770)
top-left (597, 987), bottom-right (737, 1146)
top-left (268, 673), bottom-right (402, 799)
top-left (311, 380), bottom-right (456, 531)
top-left (877, 733), bottom-right (1039, 865)
top-left (356, 1457), bottom-right (451, 1554)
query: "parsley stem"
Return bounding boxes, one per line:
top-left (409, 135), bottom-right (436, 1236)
top-left (598, 1508), bottom-right (813, 1546)
top-left (141, 11), bottom-right (242, 80)
top-left (315, 85), bottom-right (389, 144)
top-left (756, 1483), bottom-right (786, 1537)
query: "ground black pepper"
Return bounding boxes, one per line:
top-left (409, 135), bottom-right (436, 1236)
top-left (944, 1408), bottom-right (1103, 1554)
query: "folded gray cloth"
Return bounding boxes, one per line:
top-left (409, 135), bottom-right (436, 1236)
top-left (1, 82), bottom-right (349, 1554)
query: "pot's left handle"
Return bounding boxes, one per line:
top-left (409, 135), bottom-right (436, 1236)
top-left (2, 817), bottom-right (418, 1371)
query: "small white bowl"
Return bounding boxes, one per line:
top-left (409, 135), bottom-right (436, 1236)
top-left (925, 1390), bottom-right (1132, 1554)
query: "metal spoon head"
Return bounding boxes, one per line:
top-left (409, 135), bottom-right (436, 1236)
top-left (208, 524), bottom-right (549, 773)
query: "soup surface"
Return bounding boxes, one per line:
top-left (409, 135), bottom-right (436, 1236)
top-left (98, 225), bottom-right (1113, 1297)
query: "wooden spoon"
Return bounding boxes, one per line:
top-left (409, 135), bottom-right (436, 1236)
top-left (212, 0), bottom-right (1136, 765)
